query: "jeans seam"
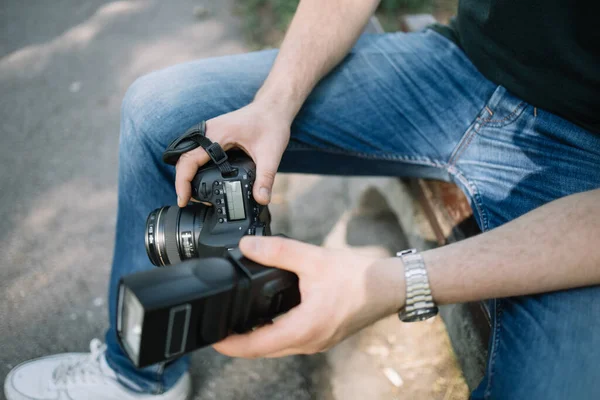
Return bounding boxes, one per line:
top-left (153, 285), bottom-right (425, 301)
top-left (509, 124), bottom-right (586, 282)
top-left (448, 93), bottom-right (493, 167)
top-left (288, 141), bottom-right (492, 230)
top-left (485, 299), bottom-right (505, 399)
top-left (287, 140), bottom-right (493, 228)
top-left (448, 123), bottom-right (480, 167)
top-left (478, 101), bottom-right (526, 126)
top-left (446, 166), bottom-right (489, 231)
top-left (450, 88), bottom-right (527, 168)
top-left (286, 142), bottom-right (447, 169)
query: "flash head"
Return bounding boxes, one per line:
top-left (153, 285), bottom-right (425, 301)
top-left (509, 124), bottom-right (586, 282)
top-left (116, 248), bottom-right (300, 368)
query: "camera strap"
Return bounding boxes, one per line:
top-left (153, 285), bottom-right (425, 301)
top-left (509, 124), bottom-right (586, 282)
top-left (162, 121), bottom-right (234, 175)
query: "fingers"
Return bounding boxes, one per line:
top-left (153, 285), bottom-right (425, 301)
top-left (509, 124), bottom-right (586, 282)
top-left (252, 150), bottom-right (279, 205)
top-left (212, 305), bottom-right (309, 358)
top-left (174, 118), bottom-right (225, 207)
top-left (175, 149), bottom-right (210, 207)
top-left (239, 236), bottom-right (323, 275)
top-left (173, 111), bottom-right (287, 207)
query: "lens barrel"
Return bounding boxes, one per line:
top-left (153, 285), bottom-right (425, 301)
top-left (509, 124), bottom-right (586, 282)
top-left (145, 206), bottom-right (207, 267)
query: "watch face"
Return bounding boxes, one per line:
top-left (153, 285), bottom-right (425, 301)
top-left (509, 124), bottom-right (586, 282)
top-left (400, 307), bottom-right (439, 323)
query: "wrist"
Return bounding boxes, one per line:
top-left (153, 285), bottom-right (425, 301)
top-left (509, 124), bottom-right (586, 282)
top-left (370, 257), bottom-right (406, 316)
top-left (254, 82), bottom-right (306, 123)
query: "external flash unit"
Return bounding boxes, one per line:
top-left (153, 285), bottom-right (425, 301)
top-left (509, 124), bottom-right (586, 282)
top-left (116, 248), bottom-right (300, 368)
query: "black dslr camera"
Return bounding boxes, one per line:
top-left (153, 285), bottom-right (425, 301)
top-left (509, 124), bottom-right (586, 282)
top-left (116, 122), bottom-right (300, 368)
top-left (145, 123), bottom-right (271, 266)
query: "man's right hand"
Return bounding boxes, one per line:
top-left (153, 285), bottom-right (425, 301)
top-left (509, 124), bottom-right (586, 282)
top-left (174, 100), bottom-right (292, 207)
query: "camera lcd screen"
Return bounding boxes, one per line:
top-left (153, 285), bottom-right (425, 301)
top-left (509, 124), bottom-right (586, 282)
top-left (224, 181), bottom-right (246, 221)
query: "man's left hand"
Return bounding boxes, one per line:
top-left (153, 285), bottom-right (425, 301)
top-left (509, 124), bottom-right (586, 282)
top-left (212, 236), bottom-right (405, 358)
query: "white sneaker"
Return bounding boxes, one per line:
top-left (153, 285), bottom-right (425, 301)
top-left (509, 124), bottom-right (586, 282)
top-left (4, 339), bottom-right (191, 400)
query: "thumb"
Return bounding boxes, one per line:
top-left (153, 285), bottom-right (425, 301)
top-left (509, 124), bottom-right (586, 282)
top-left (239, 236), bottom-right (321, 275)
top-left (252, 150), bottom-right (279, 205)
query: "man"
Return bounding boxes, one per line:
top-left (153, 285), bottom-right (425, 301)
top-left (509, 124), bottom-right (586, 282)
top-left (4, 0), bottom-right (599, 399)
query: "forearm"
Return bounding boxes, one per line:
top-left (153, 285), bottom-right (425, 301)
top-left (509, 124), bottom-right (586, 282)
top-left (215, 191), bottom-right (600, 358)
top-left (379, 189), bottom-right (600, 312)
top-left (425, 189), bottom-right (600, 305)
top-left (254, 0), bottom-right (380, 120)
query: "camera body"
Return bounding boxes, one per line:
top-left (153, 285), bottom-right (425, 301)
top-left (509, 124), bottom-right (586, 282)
top-left (190, 153), bottom-right (270, 239)
top-left (145, 152), bottom-right (271, 266)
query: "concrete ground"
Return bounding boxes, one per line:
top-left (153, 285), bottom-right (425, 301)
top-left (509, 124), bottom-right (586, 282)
top-left (0, 1), bottom-right (466, 399)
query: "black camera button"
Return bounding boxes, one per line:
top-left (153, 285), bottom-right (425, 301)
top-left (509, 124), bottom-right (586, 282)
top-left (200, 182), bottom-right (209, 199)
top-left (216, 199), bottom-right (222, 204)
top-left (219, 218), bottom-right (224, 223)
top-left (214, 189), bottom-right (221, 195)
top-left (217, 208), bottom-right (222, 214)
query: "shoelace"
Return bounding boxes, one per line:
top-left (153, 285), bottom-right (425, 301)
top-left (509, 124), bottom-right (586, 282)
top-left (52, 339), bottom-right (108, 387)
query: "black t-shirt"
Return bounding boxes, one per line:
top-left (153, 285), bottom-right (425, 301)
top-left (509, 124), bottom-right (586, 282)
top-left (433, 0), bottom-right (599, 134)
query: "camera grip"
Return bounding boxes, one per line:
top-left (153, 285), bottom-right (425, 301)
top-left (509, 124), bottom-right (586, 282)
top-left (227, 247), bottom-right (300, 333)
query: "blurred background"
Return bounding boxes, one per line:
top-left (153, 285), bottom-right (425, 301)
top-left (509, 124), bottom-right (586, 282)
top-left (0, 1), bottom-right (464, 399)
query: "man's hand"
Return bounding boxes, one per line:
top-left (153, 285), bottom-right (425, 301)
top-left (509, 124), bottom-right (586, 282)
top-left (175, 101), bottom-right (292, 207)
top-left (175, 0), bottom-right (380, 208)
top-left (212, 236), bottom-right (405, 358)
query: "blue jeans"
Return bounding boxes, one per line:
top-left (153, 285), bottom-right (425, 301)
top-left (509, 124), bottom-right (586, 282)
top-left (104, 30), bottom-right (600, 399)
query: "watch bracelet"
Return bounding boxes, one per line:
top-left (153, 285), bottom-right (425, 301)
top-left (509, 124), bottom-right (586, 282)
top-left (397, 249), bottom-right (437, 320)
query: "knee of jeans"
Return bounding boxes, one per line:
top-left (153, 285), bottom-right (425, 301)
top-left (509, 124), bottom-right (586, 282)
top-left (117, 72), bottom-right (181, 180)
top-left (119, 68), bottom-right (221, 152)
top-left (120, 73), bottom-right (163, 145)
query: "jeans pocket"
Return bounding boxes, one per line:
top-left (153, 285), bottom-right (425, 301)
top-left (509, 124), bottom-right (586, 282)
top-left (449, 85), bottom-right (529, 166)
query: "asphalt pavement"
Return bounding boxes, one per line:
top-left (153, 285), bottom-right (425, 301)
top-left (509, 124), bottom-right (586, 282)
top-left (0, 1), bottom-right (330, 399)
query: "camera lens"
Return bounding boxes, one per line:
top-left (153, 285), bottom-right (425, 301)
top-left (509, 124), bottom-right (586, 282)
top-left (145, 205), bottom-right (207, 267)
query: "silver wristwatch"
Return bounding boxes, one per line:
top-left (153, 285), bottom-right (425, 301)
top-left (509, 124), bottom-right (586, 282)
top-left (396, 249), bottom-right (438, 322)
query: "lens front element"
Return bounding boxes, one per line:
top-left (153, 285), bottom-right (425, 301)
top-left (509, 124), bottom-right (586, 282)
top-left (145, 207), bottom-right (167, 266)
